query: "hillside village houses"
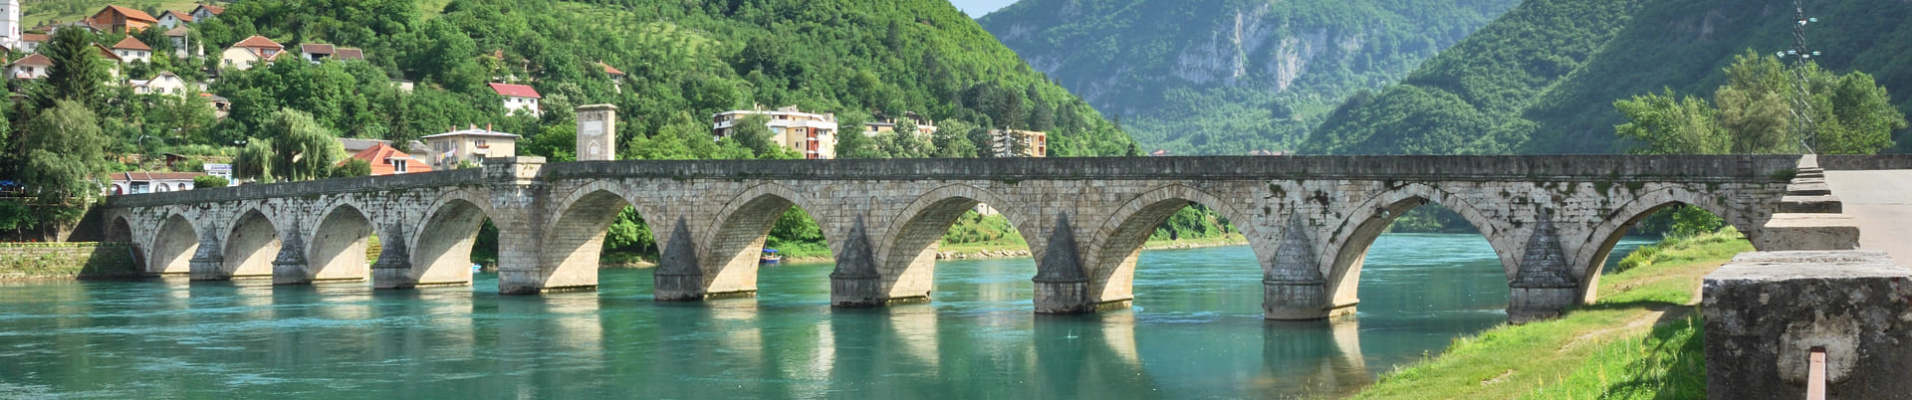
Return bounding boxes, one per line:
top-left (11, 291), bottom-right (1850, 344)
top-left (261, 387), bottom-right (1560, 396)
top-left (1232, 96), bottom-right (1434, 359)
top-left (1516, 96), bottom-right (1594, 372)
top-left (339, 142), bottom-right (429, 176)
top-left (989, 129), bottom-right (1048, 158)
top-left (300, 43), bottom-right (364, 64)
top-left (713, 105), bottom-right (840, 159)
top-left (13, 33), bottom-right (43, 52)
top-left (863, 111), bottom-right (938, 136)
top-left (155, 10), bottom-right (193, 29)
top-left (189, 4), bottom-right (224, 21)
top-left (424, 125), bottom-right (521, 169)
top-left (490, 82), bottom-right (542, 117)
top-left (222, 35), bottom-right (283, 70)
top-left (131, 71), bottom-right (190, 96)
top-left (163, 26), bottom-right (201, 58)
top-left (6, 53), bottom-right (47, 80)
top-left (110, 36), bottom-right (152, 63)
top-left (89, 5), bottom-right (156, 33)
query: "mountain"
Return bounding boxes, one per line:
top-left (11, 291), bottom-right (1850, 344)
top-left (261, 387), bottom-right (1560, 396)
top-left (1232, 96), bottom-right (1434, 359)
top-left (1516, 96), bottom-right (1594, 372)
top-left (977, 0), bottom-right (1520, 155)
top-left (1303, 0), bottom-right (1912, 155)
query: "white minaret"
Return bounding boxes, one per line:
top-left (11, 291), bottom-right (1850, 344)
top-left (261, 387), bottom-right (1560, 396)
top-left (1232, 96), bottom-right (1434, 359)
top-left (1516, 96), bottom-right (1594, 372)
top-left (0, 0), bottom-right (19, 49)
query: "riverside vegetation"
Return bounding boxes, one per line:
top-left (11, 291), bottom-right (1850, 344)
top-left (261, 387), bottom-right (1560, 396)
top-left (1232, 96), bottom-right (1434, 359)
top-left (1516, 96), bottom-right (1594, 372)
top-left (1352, 229), bottom-right (1750, 399)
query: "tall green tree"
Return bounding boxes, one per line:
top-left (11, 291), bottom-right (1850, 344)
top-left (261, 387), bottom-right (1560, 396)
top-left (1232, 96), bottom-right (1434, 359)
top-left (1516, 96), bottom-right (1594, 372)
top-left (18, 100), bottom-right (110, 204)
top-left (36, 28), bottom-right (112, 110)
top-left (1614, 52), bottom-right (1905, 155)
top-left (263, 109), bottom-right (345, 181)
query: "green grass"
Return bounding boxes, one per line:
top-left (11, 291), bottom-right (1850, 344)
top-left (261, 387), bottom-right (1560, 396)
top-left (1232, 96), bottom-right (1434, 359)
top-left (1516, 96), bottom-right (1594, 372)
top-left (1350, 230), bottom-right (1752, 399)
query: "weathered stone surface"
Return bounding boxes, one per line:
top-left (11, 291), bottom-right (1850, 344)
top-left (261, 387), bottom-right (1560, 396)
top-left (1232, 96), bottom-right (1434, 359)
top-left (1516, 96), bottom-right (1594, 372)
top-left (1756, 214), bottom-right (1861, 251)
top-left (1702, 251), bottom-right (1912, 400)
top-left (96, 155), bottom-right (1815, 321)
top-left (1778, 195), bottom-right (1842, 214)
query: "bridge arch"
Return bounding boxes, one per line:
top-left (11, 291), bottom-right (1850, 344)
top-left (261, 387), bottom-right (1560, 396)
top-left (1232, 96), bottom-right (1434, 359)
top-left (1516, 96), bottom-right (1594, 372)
top-left (222, 208), bottom-right (281, 279)
top-left (1323, 183), bottom-right (1516, 312)
top-left (1570, 185), bottom-right (1750, 302)
top-left (406, 193), bottom-right (494, 288)
top-left (1085, 184), bottom-right (1256, 305)
top-left (542, 185), bottom-right (657, 290)
top-left (701, 183), bottom-right (830, 296)
top-left (304, 203), bottom-right (374, 283)
top-left (873, 184), bottom-right (1027, 301)
top-left (148, 213), bottom-right (199, 275)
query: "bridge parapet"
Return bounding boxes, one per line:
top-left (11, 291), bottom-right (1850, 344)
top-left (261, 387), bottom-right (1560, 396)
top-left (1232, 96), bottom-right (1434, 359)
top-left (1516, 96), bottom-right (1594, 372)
top-left (93, 155), bottom-right (1825, 323)
top-left (1703, 251), bottom-right (1912, 399)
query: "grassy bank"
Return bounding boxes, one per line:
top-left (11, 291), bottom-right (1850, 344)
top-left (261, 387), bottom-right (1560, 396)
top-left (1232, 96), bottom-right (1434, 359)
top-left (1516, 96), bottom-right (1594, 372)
top-left (1350, 230), bottom-right (1752, 399)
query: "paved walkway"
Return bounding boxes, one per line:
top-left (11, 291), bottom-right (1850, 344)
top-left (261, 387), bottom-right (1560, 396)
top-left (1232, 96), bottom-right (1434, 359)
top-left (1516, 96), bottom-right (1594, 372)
top-left (1825, 170), bottom-right (1912, 262)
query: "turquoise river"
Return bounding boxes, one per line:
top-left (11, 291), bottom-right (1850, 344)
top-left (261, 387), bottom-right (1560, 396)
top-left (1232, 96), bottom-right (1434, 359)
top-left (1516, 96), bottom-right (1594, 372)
top-left (0, 233), bottom-right (1650, 399)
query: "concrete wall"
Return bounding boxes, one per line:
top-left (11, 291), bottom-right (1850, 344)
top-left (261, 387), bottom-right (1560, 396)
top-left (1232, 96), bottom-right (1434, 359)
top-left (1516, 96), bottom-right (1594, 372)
top-left (94, 155), bottom-right (1811, 321)
top-left (0, 242), bottom-right (140, 281)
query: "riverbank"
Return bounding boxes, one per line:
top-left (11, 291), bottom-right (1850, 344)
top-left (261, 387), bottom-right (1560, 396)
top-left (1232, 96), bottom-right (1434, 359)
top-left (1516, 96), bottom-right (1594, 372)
top-left (1349, 230), bottom-right (1752, 399)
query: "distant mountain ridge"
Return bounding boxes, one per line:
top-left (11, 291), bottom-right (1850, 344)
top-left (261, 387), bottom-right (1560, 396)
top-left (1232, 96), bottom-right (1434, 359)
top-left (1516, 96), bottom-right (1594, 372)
top-left (1303, 0), bottom-right (1912, 155)
top-left (978, 0), bottom-right (1520, 155)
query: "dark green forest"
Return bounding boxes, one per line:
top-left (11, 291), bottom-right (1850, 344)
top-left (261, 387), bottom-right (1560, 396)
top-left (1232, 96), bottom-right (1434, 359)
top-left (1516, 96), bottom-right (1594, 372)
top-left (979, 0), bottom-right (1519, 155)
top-left (1303, 0), bottom-right (1912, 155)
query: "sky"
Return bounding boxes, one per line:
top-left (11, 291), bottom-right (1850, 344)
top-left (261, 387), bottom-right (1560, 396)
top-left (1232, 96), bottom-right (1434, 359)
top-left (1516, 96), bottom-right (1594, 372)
top-left (948, 0), bottom-right (1018, 17)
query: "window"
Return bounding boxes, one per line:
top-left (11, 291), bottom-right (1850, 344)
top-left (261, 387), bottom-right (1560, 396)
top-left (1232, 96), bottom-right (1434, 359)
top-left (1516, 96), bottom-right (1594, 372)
top-left (393, 159), bottom-right (408, 173)
top-left (475, 140), bottom-right (488, 148)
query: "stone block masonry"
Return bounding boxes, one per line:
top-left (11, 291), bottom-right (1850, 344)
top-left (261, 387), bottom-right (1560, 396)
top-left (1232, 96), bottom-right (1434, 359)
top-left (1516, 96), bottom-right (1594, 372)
top-left (93, 155), bottom-right (1837, 323)
top-left (1703, 251), bottom-right (1912, 400)
top-left (0, 242), bottom-right (140, 281)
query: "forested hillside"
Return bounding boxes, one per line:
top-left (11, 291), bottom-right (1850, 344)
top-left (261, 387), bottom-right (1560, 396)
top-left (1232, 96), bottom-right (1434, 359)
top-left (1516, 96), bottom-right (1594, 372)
top-left (1304, 0), bottom-right (1912, 155)
top-left (978, 0), bottom-right (1518, 155)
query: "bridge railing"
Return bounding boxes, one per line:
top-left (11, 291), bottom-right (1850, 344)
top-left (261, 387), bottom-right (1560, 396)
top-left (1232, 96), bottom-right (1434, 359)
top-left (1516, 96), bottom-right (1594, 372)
top-left (102, 168), bottom-right (484, 208)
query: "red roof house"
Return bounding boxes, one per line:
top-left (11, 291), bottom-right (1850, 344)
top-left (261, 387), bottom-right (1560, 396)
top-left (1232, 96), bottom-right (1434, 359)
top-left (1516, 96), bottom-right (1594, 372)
top-left (90, 5), bottom-right (159, 33)
top-left (339, 142), bottom-right (429, 176)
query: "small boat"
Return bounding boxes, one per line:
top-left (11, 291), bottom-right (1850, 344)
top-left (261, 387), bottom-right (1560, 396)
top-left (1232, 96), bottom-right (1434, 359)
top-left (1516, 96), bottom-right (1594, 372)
top-left (760, 249), bottom-right (782, 265)
top-left (472, 263), bottom-right (483, 273)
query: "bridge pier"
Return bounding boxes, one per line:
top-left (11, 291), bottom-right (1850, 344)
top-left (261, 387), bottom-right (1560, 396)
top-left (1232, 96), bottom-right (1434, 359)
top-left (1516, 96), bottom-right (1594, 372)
top-left (187, 235), bottom-right (226, 281)
top-left (830, 218), bottom-right (885, 307)
top-left (1033, 215), bottom-right (1103, 313)
top-left (1264, 220), bottom-right (1334, 320)
top-left (271, 229), bottom-right (311, 285)
top-left (653, 221), bottom-right (708, 301)
top-left (1507, 217), bottom-right (1578, 323)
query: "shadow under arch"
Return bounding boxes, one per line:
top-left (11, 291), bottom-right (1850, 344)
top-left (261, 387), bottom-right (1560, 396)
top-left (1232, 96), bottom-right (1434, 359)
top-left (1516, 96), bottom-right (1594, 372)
top-left (104, 215), bottom-right (138, 268)
top-left (223, 209), bottom-right (281, 280)
top-left (304, 203), bottom-right (374, 284)
top-left (868, 184), bottom-right (1028, 303)
top-left (1085, 184), bottom-right (1257, 306)
top-left (541, 187), bottom-right (658, 293)
top-left (1323, 183), bottom-right (1512, 316)
top-left (405, 197), bottom-right (493, 288)
top-left (700, 183), bottom-right (832, 298)
top-left (148, 214), bottom-right (198, 275)
top-left (1571, 187), bottom-right (1751, 303)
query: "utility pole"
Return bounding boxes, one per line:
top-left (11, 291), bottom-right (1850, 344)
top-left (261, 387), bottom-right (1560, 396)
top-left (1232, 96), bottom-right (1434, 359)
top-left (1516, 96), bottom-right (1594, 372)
top-left (1775, 0), bottom-right (1821, 153)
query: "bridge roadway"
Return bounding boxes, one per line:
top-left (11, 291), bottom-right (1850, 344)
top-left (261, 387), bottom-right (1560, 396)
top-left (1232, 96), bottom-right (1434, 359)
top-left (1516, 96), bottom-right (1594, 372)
top-left (98, 155), bottom-right (1813, 322)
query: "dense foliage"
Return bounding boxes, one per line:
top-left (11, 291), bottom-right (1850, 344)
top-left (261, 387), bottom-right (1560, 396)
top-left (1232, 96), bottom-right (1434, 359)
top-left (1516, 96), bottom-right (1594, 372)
top-left (1305, 0), bottom-right (1912, 155)
top-left (979, 0), bottom-right (1518, 155)
top-left (1615, 52), bottom-right (1904, 155)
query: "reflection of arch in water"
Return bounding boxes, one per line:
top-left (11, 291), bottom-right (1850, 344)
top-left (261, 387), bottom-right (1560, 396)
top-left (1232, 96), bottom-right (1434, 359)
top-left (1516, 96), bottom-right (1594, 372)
top-left (1571, 186), bottom-right (1748, 303)
top-left (149, 214), bottom-right (200, 276)
top-left (1323, 183), bottom-right (1512, 316)
top-left (1255, 320), bottom-right (1371, 397)
top-left (701, 183), bottom-right (830, 297)
top-left (1086, 185), bottom-right (1257, 307)
top-left (1029, 314), bottom-right (1157, 398)
top-left (222, 209), bottom-right (281, 279)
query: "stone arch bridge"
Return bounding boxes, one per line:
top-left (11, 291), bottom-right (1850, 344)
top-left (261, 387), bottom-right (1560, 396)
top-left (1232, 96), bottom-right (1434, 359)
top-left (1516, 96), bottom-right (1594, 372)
top-left (98, 156), bottom-right (1804, 321)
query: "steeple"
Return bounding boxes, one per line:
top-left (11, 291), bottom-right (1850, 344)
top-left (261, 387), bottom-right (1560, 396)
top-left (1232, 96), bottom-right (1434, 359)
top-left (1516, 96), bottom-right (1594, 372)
top-left (0, 0), bottom-right (20, 48)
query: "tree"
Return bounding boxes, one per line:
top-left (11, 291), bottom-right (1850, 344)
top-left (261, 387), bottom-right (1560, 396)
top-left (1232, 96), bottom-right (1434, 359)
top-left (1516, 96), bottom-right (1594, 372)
top-left (263, 109), bottom-right (344, 181)
top-left (332, 158), bottom-right (372, 178)
top-left (731, 114), bottom-right (777, 156)
top-left (18, 100), bottom-right (110, 204)
top-left (36, 28), bottom-right (112, 109)
top-left (193, 175), bottom-right (230, 189)
top-left (1614, 89), bottom-right (1727, 154)
top-left (236, 138), bottom-right (275, 181)
top-left (1614, 51), bottom-right (1905, 155)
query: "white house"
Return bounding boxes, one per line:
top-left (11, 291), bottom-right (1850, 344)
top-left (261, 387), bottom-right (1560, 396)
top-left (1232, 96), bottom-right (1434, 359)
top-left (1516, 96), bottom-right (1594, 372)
top-left (16, 32), bottom-right (44, 52)
top-left (299, 43), bottom-right (364, 63)
top-left (106, 172), bottom-right (204, 195)
top-left (110, 36), bottom-right (152, 63)
top-left (221, 35), bottom-right (282, 71)
top-left (0, 0), bottom-right (19, 50)
top-left (155, 10), bottom-right (193, 29)
top-left (188, 4), bottom-right (223, 21)
top-left (489, 82), bottom-right (542, 117)
top-left (7, 52), bottom-right (49, 80)
top-left (133, 71), bottom-right (189, 96)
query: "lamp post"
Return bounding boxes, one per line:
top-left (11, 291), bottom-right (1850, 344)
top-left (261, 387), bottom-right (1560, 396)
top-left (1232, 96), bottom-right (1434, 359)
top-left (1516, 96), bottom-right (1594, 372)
top-left (1775, 0), bottom-right (1822, 154)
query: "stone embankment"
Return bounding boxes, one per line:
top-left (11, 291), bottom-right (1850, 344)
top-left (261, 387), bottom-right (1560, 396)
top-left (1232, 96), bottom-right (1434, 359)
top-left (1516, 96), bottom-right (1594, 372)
top-left (0, 242), bottom-right (141, 281)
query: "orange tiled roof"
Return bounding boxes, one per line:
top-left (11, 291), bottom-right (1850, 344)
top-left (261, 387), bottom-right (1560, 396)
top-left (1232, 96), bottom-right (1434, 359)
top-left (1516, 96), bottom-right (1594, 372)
top-left (340, 143), bottom-right (430, 175)
top-left (161, 10), bottom-right (195, 22)
top-left (10, 53), bottom-right (51, 67)
top-left (98, 5), bottom-right (159, 23)
top-left (112, 36), bottom-right (151, 51)
top-left (233, 35), bottom-right (283, 50)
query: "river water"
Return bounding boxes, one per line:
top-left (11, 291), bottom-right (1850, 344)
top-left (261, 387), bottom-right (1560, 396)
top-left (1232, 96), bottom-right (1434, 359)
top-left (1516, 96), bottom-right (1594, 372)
top-left (0, 233), bottom-right (1650, 399)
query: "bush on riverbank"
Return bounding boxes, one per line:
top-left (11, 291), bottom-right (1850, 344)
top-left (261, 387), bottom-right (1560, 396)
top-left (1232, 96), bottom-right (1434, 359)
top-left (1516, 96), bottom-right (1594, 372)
top-left (1350, 231), bottom-right (1751, 399)
top-left (1613, 228), bottom-right (1745, 274)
